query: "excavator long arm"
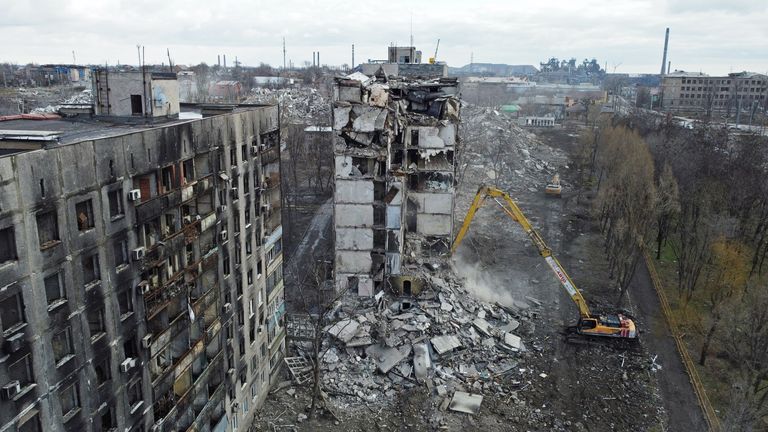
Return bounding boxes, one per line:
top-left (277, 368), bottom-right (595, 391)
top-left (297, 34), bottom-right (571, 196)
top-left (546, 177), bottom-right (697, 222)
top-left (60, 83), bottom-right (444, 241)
top-left (452, 185), bottom-right (592, 319)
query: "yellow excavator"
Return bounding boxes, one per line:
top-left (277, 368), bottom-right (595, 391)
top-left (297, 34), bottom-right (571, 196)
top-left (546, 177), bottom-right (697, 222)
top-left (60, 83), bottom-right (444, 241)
top-left (452, 185), bottom-right (637, 339)
top-left (545, 174), bottom-right (562, 197)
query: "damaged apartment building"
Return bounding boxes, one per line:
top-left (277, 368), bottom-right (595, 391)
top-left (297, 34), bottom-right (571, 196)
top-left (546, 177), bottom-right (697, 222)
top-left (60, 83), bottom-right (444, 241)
top-left (0, 69), bottom-right (285, 432)
top-left (332, 71), bottom-right (460, 296)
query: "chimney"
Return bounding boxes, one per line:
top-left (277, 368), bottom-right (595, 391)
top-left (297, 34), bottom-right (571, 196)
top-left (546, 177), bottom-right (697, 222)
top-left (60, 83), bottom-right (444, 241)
top-left (660, 28), bottom-right (670, 76)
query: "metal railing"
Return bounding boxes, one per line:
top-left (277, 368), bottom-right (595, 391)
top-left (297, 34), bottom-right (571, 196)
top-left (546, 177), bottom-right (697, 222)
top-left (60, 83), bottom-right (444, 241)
top-left (642, 249), bottom-right (721, 431)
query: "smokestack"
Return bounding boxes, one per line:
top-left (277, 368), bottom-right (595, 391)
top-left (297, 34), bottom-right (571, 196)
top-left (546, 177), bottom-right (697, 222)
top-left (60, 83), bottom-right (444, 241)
top-left (223, 54), bottom-right (227, 69)
top-left (313, 52), bottom-right (316, 67)
top-left (218, 55), bottom-right (220, 67)
top-left (352, 44), bottom-right (355, 68)
top-left (317, 52), bottom-right (320, 67)
top-left (660, 28), bottom-right (670, 76)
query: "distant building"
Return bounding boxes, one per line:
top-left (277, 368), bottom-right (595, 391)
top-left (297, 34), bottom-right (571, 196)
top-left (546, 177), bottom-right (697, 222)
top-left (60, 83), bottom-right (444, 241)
top-left (661, 70), bottom-right (768, 115)
top-left (209, 81), bottom-right (243, 103)
top-left (448, 63), bottom-right (539, 77)
top-left (362, 46), bottom-right (447, 79)
top-left (0, 71), bottom-right (284, 431)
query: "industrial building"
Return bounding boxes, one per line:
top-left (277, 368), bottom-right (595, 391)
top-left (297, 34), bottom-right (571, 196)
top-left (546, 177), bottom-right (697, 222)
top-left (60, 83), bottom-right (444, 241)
top-left (331, 72), bottom-right (460, 296)
top-left (661, 70), bottom-right (768, 116)
top-left (0, 70), bottom-right (284, 432)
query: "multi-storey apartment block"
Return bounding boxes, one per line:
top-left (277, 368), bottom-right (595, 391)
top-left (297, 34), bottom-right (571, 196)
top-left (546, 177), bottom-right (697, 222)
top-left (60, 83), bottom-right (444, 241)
top-left (661, 70), bottom-right (768, 116)
top-left (0, 70), bottom-right (284, 432)
top-left (331, 72), bottom-right (460, 296)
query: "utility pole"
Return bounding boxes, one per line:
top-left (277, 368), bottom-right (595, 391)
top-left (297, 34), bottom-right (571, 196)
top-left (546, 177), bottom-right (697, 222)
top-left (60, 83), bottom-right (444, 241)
top-left (282, 37), bottom-right (287, 71)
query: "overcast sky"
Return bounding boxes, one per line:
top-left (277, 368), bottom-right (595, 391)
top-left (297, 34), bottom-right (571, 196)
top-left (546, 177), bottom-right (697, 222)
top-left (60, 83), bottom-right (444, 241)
top-left (2, 0), bottom-right (766, 75)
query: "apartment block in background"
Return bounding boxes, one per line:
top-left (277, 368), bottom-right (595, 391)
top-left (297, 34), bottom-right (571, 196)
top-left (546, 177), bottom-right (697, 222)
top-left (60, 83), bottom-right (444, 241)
top-left (0, 71), bottom-right (284, 432)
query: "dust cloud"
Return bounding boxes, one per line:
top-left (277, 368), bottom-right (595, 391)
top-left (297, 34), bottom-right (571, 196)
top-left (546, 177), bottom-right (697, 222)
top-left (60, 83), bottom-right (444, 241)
top-left (451, 251), bottom-right (529, 309)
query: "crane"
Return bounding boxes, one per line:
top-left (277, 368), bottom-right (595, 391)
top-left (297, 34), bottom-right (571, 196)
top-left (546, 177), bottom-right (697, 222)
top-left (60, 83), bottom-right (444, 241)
top-left (452, 185), bottom-right (637, 339)
top-left (429, 39), bottom-right (440, 64)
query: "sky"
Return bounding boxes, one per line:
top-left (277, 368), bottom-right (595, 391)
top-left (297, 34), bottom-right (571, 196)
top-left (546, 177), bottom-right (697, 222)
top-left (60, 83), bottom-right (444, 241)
top-left (1, 0), bottom-right (767, 75)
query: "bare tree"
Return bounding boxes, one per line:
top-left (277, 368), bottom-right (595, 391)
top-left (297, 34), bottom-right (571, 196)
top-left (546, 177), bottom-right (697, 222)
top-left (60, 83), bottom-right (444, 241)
top-left (697, 237), bottom-right (749, 365)
top-left (655, 162), bottom-right (680, 259)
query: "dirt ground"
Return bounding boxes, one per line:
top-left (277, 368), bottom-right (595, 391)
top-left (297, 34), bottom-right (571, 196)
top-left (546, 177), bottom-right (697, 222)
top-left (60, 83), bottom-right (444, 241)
top-left (248, 119), bottom-right (708, 431)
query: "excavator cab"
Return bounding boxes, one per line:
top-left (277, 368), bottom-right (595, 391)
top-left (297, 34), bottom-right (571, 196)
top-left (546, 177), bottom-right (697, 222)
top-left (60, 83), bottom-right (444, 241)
top-left (545, 174), bottom-right (562, 197)
top-left (577, 314), bottom-right (637, 339)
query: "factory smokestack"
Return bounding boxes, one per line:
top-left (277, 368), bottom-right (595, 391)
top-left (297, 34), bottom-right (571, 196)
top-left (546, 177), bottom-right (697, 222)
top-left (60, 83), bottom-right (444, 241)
top-left (660, 28), bottom-right (670, 76)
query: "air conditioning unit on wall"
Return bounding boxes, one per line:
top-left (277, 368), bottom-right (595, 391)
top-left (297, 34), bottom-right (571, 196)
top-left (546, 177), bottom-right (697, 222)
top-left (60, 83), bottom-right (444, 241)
top-left (127, 189), bottom-right (142, 201)
top-left (1, 381), bottom-right (20, 400)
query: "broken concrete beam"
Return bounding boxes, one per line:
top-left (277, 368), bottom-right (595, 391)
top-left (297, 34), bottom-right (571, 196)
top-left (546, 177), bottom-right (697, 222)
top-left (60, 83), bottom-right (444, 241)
top-left (431, 335), bottom-right (462, 355)
top-left (499, 319), bottom-right (520, 333)
top-left (326, 319), bottom-right (360, 343)
top-left (413, 342), bottom-right (431, 381)
top-left (449, 391), bottom-right (483, 415)
top-left (365, 344), bottom-right (407, 374)
top-left (472, 318), bottom-right (493, 337)
top-left (501, 332), bottom-right (522, 352)
top-left (524, 296), bottom-right (543, 307)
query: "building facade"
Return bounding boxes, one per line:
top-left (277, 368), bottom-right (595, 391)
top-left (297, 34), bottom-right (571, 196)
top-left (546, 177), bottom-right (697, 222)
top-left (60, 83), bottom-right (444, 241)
top-left (661, 71), bottom-right (768, 116)
top-left (0, 73), bottom-right (284, 432)
top-left (331, 73), bottom-right (460, 296)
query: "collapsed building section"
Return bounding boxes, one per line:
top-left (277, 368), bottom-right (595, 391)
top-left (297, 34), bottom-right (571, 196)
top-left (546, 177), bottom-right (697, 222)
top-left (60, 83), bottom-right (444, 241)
top-left (332, 72), bottom-right (460, 296)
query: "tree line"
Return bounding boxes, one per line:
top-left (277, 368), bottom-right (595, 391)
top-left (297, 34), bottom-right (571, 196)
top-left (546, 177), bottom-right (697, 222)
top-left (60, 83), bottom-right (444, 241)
top-left (577, 111), bottom-right (768, 429)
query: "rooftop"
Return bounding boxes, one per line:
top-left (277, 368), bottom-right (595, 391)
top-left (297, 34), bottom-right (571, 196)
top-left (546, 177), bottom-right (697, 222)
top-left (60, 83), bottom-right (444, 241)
top-left (0, 103), bottom-right (274, 156)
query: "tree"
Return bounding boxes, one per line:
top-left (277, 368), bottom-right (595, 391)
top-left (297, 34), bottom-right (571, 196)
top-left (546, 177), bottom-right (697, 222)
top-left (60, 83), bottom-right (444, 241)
top-left (655, 163), bottom-right (680, 259)
top-left (722, 287), bottom-right (768, 429)
top-left (593, 126), bottom-right (656, 304)
top-left (697, 238), bottom-right (749, 365)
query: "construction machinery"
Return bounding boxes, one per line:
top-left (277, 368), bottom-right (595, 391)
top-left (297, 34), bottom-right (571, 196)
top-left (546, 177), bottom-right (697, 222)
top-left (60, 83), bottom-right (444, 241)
top-left (544, 174), bottom-right (562, 197)
top-left (452, 185), bottom-right (637, 339)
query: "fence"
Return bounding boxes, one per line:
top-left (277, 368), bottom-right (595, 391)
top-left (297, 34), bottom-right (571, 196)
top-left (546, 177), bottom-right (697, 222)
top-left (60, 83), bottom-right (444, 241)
top-left (642, 249), bottom-right (721, 431)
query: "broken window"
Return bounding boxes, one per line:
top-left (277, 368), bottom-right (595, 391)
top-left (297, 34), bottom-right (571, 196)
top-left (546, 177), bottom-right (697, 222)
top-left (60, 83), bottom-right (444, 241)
top-left (0, 227), bottom-right (16, 264)
top-left (8, 354), bottom-right (33, 388)
top-left (59, 382), bottom-right (80, 418)
top-left (76, 199), bottom-right (94, 231)
top-left (95, 356), bottom-right (111, 385)
top-left (130, 95), bottom-right (143, 115)
top-left (82, 253), bottom-right (100, 286)
top-left (88, 308), bottom-right (106, 339)
top-left (118, 289), bottom-right (133, 318)
top-left (0, 293), bottom-right (25, 331)
top-left (128, 379), bottom-right (142, 408)
top-left (36, 210), bottom-right (60, 248)
top-left (230, 147), bottom-right (237, 166)
top-left (108, 189), bottom-right (124, 218)
top-left (160, 165), bottom-right (175, 194)
top-left (44, 272), bottom-right (65, 305)
top-left (223, 251), bottom-right (231, 276)
top-left (114, 238), bottom-right (129, 267)
top-left (100, 407), bottom-right (116, 430)
top-left (181, 158), bottom-right (195, 184)
top-left (52, 326), bottom-right (73, 364)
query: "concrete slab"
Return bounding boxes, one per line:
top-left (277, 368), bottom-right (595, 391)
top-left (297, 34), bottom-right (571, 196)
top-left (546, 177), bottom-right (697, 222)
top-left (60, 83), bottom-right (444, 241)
top-left (449, 391), bottom-right (483, 415)
top-left (431, 335), bottom-right (462, 355)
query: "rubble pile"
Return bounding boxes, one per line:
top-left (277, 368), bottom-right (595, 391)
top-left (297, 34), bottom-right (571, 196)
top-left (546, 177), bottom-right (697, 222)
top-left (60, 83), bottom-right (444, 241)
top-left (290, 265), bottom-right (543, 414)
top-left (31, 88), bottom-right (92, 113)
top-left (460, 104), bottom-right (565, 195)
top-left (244, 86), bottom-right (331, 122)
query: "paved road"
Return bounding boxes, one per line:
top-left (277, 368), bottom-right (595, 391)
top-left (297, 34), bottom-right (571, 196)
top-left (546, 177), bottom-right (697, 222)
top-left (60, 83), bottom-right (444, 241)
top-left (287, 197), bottom-right (333, 269)
top-left (631, 259), bottom-right (708, 431)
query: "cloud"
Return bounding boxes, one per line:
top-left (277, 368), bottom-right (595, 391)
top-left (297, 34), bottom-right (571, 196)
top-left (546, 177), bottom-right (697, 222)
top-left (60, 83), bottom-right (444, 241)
top-left (0, 0), bottom-right (765, 75)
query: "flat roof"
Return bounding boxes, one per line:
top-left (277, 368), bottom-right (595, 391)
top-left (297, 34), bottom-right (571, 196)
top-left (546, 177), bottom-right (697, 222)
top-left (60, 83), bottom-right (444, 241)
top-left (0, 104), bottom-right (275, 154)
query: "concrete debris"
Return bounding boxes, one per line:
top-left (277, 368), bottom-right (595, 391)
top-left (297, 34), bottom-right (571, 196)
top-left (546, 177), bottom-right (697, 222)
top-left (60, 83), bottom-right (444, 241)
top-left (448, 391), bottom-right (484, 415)
top-left (326, 319), bottom-right (360, 343)
top-left (301, 265), bottom-right (545, 411)
top-left (430, 335), bottom-right (462, 355)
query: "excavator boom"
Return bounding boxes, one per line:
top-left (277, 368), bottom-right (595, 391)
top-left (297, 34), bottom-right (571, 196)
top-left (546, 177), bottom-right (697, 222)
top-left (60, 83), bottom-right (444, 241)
top-left (452, 185), bottom-right (636, 339)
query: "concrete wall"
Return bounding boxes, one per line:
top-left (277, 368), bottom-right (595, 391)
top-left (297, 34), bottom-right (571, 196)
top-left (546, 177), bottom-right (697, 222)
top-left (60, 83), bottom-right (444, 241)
top-left (0, 106), bottom-right (280, 432)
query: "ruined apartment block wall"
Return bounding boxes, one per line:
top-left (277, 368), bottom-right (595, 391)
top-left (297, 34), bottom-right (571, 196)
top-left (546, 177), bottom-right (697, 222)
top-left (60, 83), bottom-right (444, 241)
top-left (332, 73), bottom-right (460, 296)
top-left (0, 106), bottom-right (282, 432)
